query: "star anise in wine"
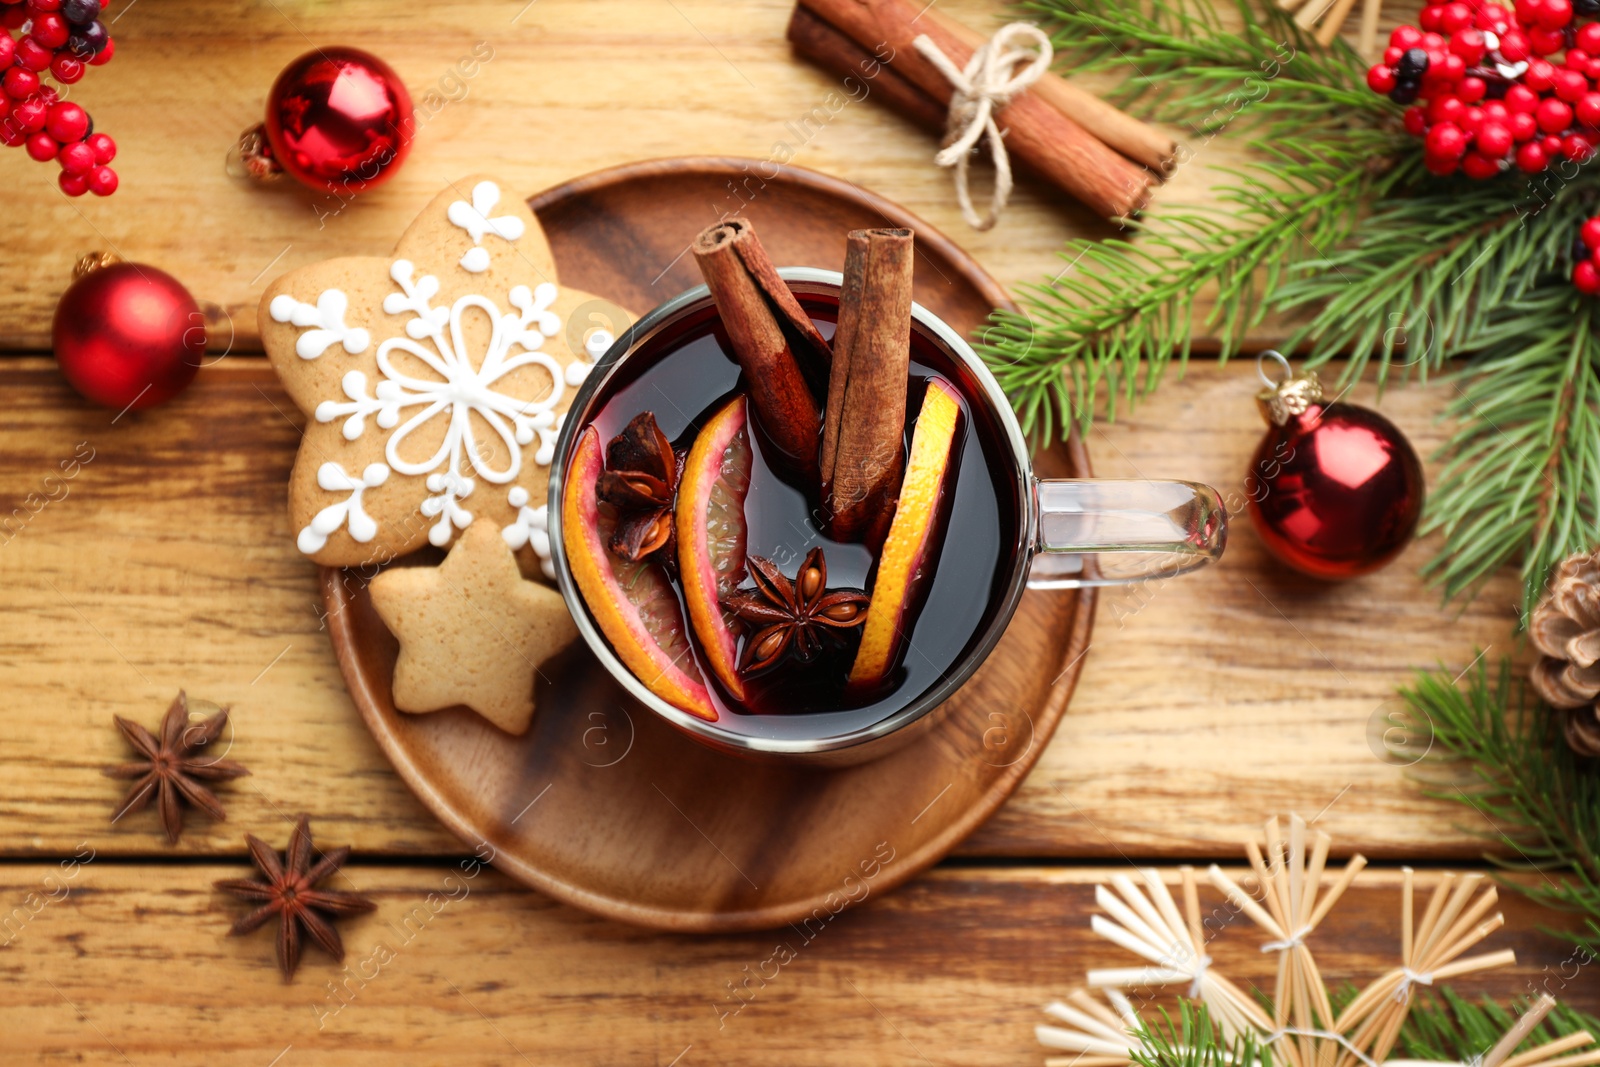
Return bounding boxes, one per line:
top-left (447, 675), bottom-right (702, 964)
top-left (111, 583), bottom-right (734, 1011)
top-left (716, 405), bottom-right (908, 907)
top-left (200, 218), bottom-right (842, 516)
top-left (214, 815), bottom-right (377, 980)
top-left (104, 691), bottom-right (250, 844)
top-left (723, 547), bottom-right (869, 674)
top-left (597, 411), bottom-right (682, 562)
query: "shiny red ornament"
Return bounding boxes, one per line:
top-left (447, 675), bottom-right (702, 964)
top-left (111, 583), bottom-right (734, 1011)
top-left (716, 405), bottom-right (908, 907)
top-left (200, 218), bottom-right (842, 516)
top-left (52, 259), bottom-right (205, 410)
top-left (261, 47), bottom-right (412, 193)
top-left (1246, 355), bottom-right (1425, 580)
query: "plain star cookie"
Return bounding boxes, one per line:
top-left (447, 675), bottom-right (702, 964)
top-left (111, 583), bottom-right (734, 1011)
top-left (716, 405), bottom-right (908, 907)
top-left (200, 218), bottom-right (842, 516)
top-left (260, 174), bottom-right (633, 577)
top-left (368, 522), bottom-right (579, 735)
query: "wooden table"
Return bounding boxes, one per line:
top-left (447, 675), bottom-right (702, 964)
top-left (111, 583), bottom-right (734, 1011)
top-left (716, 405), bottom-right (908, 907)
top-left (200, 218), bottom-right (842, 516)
top-left (1, 1), bottom-right (1592, 1063)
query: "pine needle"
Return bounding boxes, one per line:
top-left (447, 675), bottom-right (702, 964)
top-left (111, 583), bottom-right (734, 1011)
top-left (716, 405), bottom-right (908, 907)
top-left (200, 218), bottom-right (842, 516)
top-left (1419, 298), bottom-right (1600, 610)
top-left (1131, 1003), bottom-right (1273, 1067)
top-left (1399, 990), bottom-right (1600, 1065)
top-left (1397, 657), bottom-right (1600, 954)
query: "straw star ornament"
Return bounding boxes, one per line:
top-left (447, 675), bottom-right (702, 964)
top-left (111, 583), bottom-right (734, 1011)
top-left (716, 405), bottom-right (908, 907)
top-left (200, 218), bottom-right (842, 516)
top-left (1038, 989), bottom-right (1147, 1067)
top-left (1039, 815), bottom-right (1600, 1067)
top-left (1086, 867), bottom-right (1274, 1040)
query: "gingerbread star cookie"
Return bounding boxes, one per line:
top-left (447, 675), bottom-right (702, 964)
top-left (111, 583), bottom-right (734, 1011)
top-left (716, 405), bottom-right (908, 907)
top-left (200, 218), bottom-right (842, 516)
top-left (260, 174), bottom-right (632, 578)
top-left (369, 522), bottom-right (578, 735)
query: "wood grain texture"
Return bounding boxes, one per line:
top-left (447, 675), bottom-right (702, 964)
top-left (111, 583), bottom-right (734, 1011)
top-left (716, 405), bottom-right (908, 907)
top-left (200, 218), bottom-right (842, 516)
top-left (0, 0), bottom-right (1288, 352)
top-left (969, 367), bottom-right (1524, 859)
top-left (0, 865), bottom-right (1590, 1065)
top-left (0, 359), bottom-right (1517, 860)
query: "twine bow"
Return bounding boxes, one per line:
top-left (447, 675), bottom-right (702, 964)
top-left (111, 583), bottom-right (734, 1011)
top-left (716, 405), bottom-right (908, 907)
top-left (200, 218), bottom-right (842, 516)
top-left (1261, 926), bottom-right (1313, 952)
top-left (912, 23), bottom-right (1053, 231)
top-left (1186, 954), bottom-right (1214, 999)
top-left (1395, 967), bottom-right (1435, 1002)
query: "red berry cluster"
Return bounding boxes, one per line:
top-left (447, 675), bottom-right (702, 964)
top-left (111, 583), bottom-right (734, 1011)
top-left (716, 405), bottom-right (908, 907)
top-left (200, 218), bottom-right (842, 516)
top-left (1573, 216), bottom-right (1600, 291)
top-left (1366, 0), bottom-right (1600, 178)
top-left (0, 0), bottom-right (116, 197)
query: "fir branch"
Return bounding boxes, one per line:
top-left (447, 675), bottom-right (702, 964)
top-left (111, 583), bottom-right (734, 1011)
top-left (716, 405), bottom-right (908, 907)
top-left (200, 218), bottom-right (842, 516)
top-left (1019, 0), bottom-right (1385, 136)
top-left (1131, 1002), bottom-right (1273, 1067)
top-left (1420, 294), bottom-right (1600, 609)
top-left (981, 131), bottom-right (1405, 440)
top-left (1400, 990), bottom-right (1600, 1063)
top-left (1274, 166), bottom-right (1598, 388)
top-left (1397, 657), bottom-right (1600, 954)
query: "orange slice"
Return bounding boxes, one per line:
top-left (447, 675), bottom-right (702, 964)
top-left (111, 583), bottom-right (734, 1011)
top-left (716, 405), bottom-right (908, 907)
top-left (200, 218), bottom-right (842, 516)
top-left (564, 425), bottom-right (717, 721)
top-left (675, 396), bottom-right (752, 700)
top-left (849, 379), bottom-right (961, 687)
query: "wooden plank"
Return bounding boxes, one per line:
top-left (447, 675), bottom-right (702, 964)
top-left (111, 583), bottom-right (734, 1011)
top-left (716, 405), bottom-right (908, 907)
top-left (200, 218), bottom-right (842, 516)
top-left (0, 359), bottom-right (1517, 859)
top-left (0, 865), bottom-right (1590, 1064)
top-left (0, 0), bottom-right (1251, 353)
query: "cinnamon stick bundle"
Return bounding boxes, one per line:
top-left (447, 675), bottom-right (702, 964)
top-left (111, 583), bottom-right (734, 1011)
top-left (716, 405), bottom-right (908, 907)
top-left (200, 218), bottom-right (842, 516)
top-left (693, 219), bottom-right (829, 476)
top-left (917, 6), bottom-right (1177, 175)
top-left (788, 0), bottom-right (1162, 219)
top-left (821, 227), bottom-right (914, 544)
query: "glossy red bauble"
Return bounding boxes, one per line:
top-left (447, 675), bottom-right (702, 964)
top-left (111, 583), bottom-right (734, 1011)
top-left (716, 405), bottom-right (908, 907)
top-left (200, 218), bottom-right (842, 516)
top-left (262, 47), bottom-right (412, 194)
top-left (52, 262), bottom-right (205, 410)
top-left (1247, 397), bottom-right (1425, 580)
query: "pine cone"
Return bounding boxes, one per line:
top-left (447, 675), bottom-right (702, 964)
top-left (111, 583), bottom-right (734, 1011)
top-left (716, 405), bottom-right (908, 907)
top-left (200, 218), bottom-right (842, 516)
top-left (1528, 549), bottom-right (1600, 758)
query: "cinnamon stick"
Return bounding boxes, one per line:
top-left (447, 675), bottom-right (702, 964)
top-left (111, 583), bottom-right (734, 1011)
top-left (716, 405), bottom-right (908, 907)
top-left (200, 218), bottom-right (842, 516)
top-left (793, 0), bottom-right (1155, 219)
top-left (919, 6), bottom-right (1177, 175)
top-left (821, 227), bottom-right (914, 544)
top-left (692, 219), bottom-right (829, 477)
top-left (786, 4), bottom-right (947, 135)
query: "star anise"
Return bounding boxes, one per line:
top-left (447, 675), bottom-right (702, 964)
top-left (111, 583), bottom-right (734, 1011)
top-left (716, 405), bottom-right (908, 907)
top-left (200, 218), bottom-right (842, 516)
top-left (722, 547), bottom-right (869, 674)
top-left (214, 815), bottom-right (377, 980)
top-left (104, 691), bottom-right (250, 844)
top-left (597, 411), bottom-right (682, 562)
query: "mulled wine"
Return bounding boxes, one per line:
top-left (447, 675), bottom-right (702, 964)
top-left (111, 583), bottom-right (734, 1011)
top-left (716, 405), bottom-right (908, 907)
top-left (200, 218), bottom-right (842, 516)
top-left (561, 288), bottom-right (1024, 743)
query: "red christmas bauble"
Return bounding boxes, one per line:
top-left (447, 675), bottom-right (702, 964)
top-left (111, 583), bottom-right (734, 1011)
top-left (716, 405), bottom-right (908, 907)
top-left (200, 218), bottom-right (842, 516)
top-left (52, 260), bottom-right (205, 410)
top-left (262, 47), bottom-right (412, 194)
top-left (1246, 358), bottom-right (1425, 580)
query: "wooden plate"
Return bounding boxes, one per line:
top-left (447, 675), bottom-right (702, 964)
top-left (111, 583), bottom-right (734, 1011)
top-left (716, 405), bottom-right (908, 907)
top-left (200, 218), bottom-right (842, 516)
top-left (325, 157), bottom-right (1096, 932)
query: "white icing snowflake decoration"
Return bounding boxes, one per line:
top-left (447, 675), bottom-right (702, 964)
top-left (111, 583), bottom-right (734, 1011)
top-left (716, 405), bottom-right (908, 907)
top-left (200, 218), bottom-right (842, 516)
top-left (269, 290), bottom-right (371, 360)
top-left (585, 329), bottom-right (614, 360)
top-left (447, 180), bottom-right (526, 274)
top-left (564, 327), bottom-right (614, 387)
top-left (297, 462), bottom-right (390, 554)
top-left (309, 259), bottom-right (568, 549)
top-left (502, 486), bottom-right (555, 579)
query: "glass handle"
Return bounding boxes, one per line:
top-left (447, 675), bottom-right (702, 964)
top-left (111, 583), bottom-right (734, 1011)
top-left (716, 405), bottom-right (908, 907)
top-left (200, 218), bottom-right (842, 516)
top-left (1027, 479), bottom-right (1228, 590)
